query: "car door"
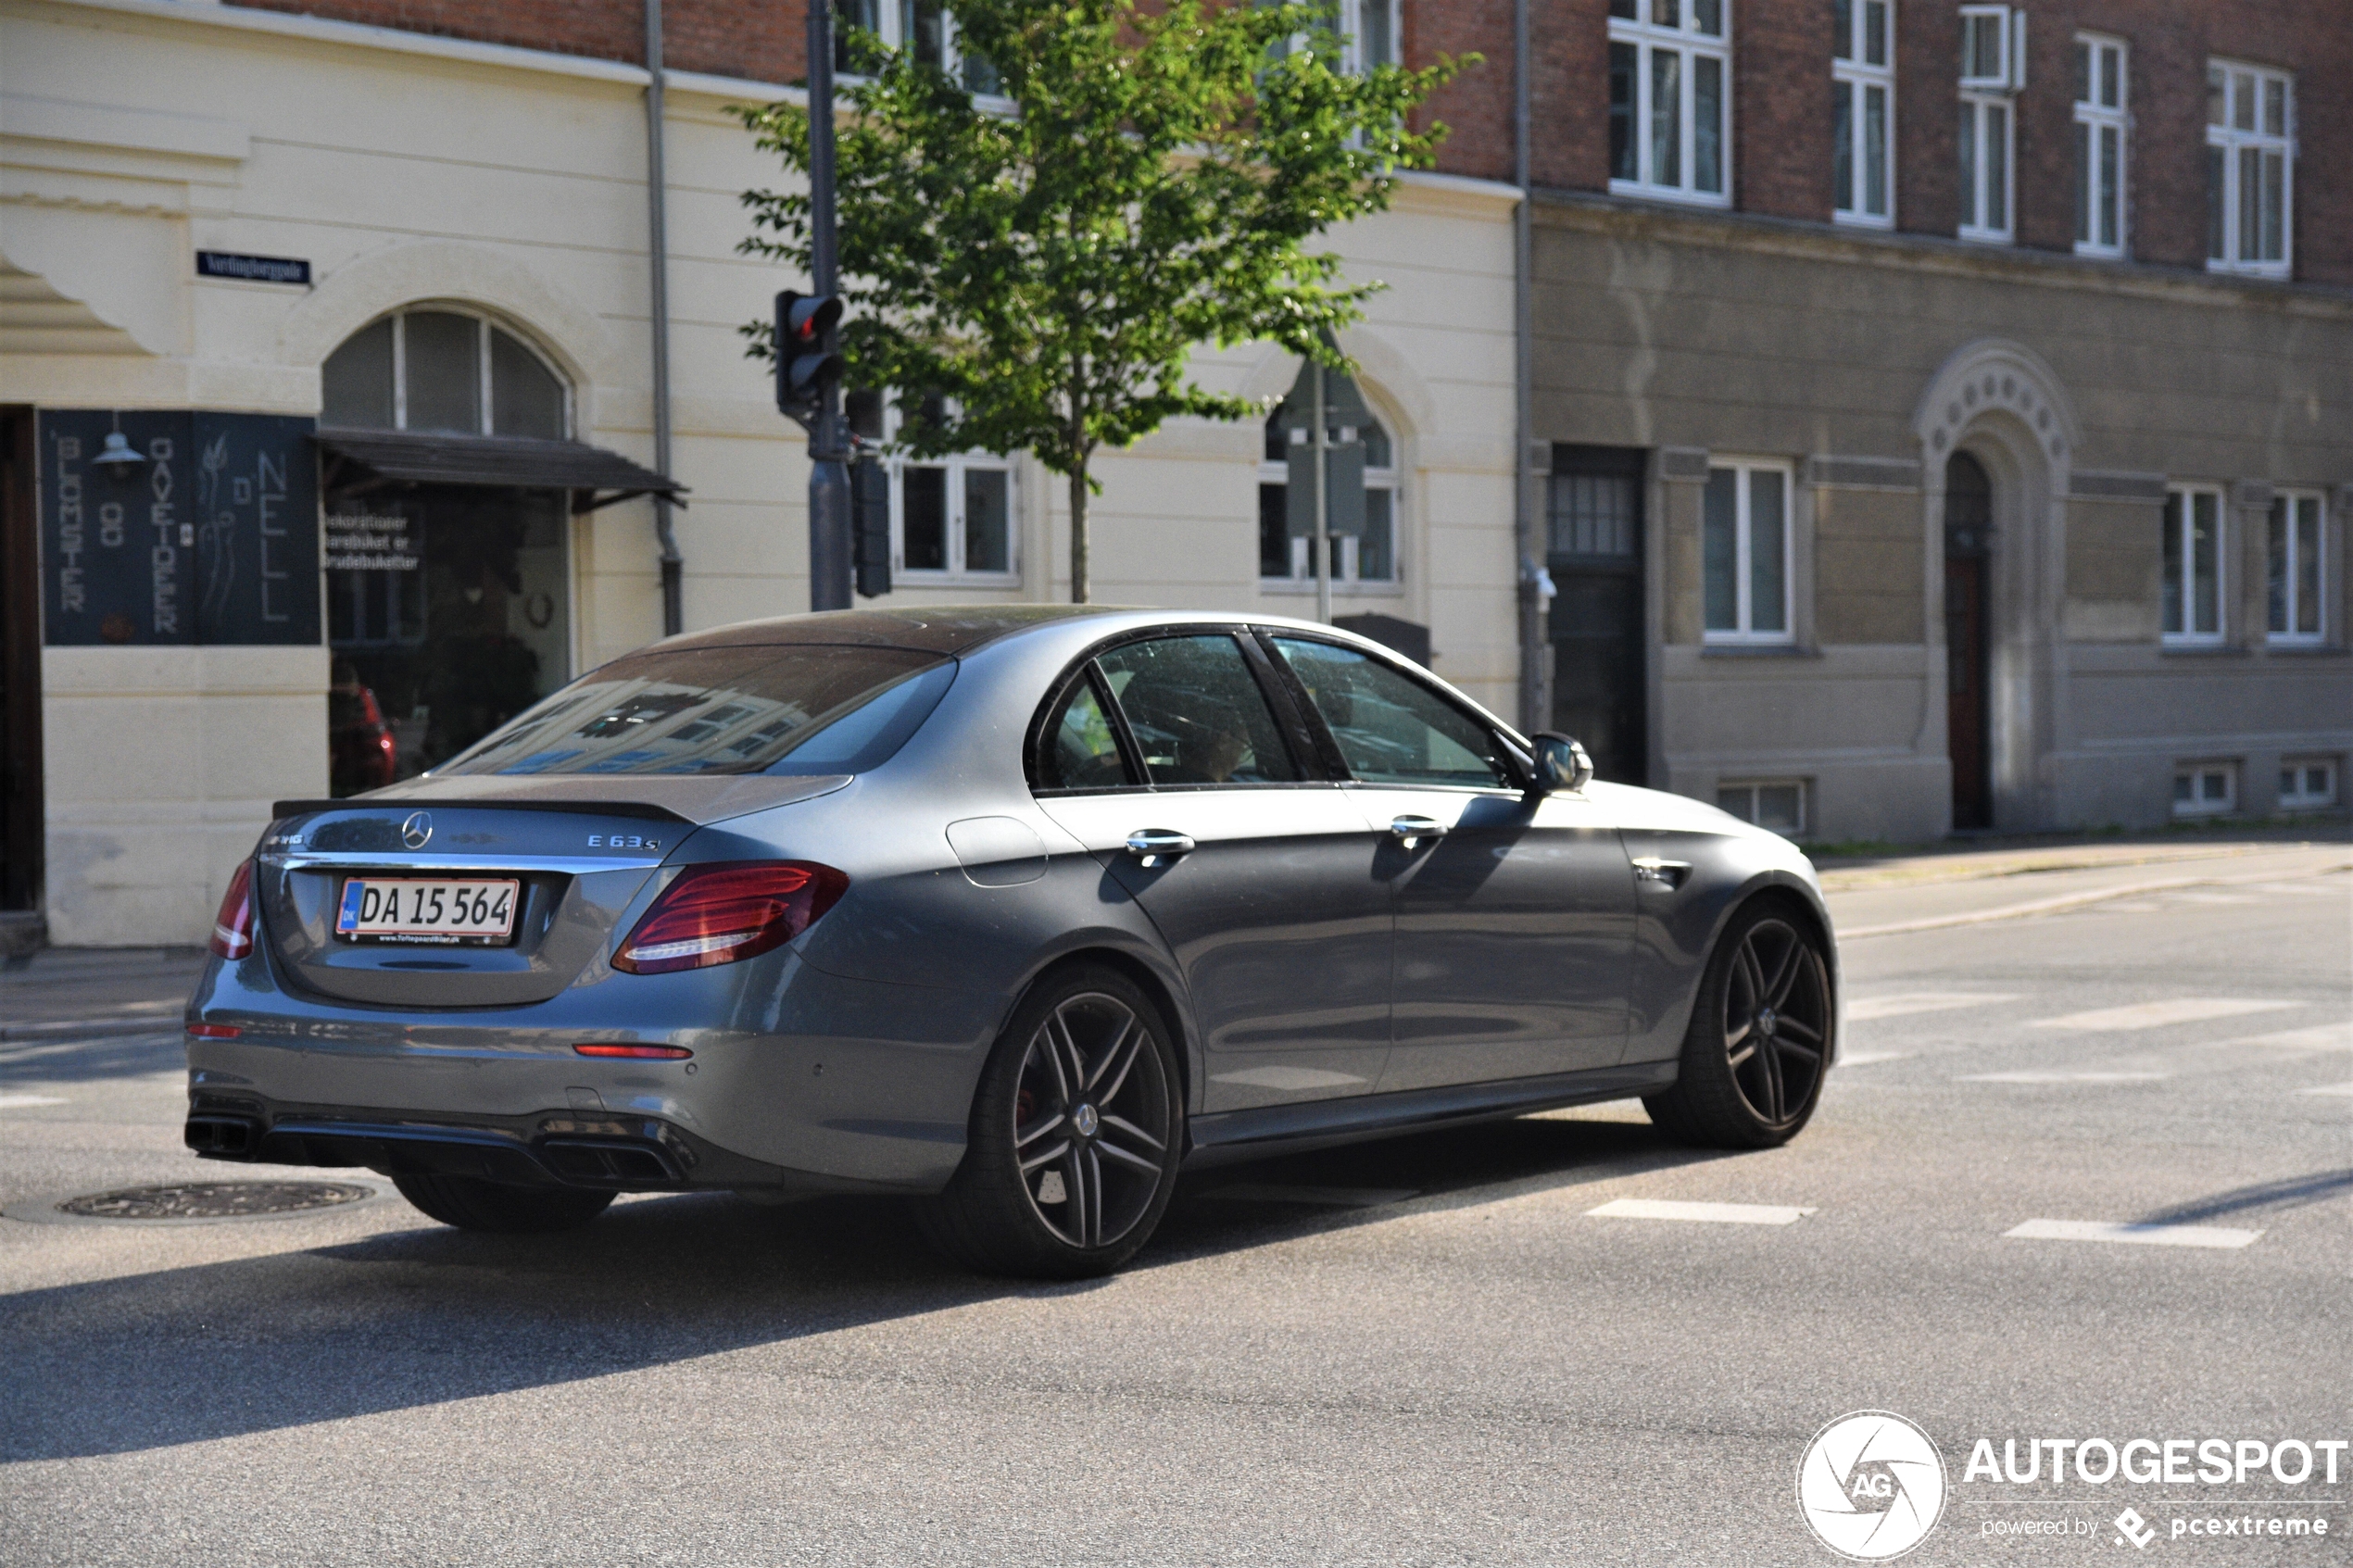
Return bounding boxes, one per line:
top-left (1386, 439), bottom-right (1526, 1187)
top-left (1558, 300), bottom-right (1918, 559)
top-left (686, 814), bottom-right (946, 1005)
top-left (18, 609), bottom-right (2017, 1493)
top-left (1263, 633), bottom-right (1635, 1092)
top-left (1030, 631), bottom-right (1395, 1113)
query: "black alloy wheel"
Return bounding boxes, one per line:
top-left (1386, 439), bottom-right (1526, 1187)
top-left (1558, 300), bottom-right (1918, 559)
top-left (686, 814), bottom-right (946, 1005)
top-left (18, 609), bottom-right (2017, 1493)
top-left (920, 965), bottom-right (1182, 1277)
top-left (1645, 900), bottom-right (1832, 1148)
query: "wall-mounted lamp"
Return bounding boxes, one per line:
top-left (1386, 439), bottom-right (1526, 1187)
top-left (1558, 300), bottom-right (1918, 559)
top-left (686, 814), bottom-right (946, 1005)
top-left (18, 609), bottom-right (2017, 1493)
top-left (92, 430), bottom-right (146, 472)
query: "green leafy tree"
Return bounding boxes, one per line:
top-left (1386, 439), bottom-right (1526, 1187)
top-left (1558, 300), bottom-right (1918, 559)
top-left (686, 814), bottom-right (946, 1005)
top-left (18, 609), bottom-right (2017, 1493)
top-left (737, 0), bottom-right (1470, 602)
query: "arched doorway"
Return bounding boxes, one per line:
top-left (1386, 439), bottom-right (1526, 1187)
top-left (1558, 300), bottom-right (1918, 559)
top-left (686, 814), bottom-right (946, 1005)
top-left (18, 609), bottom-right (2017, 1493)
top-left (1943, 451), bottom-right (1994, 829)
top-left (319, 307), bottom-right (576, 793)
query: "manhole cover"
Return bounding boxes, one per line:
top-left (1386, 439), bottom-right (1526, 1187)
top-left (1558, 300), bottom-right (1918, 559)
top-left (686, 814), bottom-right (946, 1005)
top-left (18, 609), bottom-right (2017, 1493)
top-left (56, 1181), bottom-right (374, 1220)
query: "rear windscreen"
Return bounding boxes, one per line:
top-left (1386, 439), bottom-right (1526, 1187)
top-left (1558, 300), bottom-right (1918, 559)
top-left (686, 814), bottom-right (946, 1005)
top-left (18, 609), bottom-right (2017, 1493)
top-left (435, 645), bottom-right (955, 777)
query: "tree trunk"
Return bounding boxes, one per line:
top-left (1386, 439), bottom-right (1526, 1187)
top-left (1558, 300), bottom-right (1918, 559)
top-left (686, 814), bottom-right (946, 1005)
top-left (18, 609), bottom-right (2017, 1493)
top-left (1067, 460), bottom-right (1090, 605)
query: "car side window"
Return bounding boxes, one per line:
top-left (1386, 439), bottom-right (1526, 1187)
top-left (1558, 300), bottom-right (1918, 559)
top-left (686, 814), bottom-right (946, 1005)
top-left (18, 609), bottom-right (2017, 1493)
top-left (1268, 637), bottom-right (1516, 790)
top-left (1095, 635), bottom-right (1301, 786)
top-left (1036, 671), bottom-right (1134, 791)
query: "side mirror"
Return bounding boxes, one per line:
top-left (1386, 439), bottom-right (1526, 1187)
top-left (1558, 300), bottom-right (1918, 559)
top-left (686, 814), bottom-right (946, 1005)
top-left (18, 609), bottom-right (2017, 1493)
top-left (1528, 731), bottom-right (1594, 797)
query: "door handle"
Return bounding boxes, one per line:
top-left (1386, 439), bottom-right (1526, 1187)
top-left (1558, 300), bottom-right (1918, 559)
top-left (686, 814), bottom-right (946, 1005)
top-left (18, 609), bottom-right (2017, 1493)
top-left (1631, 857), bottom-right (1692, 889)
top-left (1389, 815), bottom-right (1446, 849)
top-left (1125, 829), bottom-right (1195, 868)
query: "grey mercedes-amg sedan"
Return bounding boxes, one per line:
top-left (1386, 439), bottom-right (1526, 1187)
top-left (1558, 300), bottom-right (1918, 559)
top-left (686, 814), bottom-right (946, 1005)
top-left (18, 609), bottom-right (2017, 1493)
top-left (185, 607), bottom-right (1838, 1276)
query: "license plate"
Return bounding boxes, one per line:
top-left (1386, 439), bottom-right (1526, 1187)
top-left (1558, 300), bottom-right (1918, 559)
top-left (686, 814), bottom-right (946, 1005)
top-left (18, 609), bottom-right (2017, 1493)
top-left (335, 878), bottom-right (521, 946)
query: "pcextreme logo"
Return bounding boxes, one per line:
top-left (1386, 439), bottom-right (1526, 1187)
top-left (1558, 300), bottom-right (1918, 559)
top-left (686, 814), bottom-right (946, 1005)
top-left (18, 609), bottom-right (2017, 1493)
top-left (1798, 1411), bottom-right (1949, 1561)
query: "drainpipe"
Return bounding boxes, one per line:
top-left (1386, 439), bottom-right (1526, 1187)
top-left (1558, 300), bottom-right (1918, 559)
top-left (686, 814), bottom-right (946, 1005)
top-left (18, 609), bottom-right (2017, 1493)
top-left (646, 0), bottom-right (684, 636)
top-left (1512, 0), bottom-right (1546, 734)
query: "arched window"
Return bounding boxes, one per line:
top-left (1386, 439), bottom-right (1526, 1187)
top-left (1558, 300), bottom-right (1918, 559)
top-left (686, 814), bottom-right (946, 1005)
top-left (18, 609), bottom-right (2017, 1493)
top-left (1257, 408), bottom-right (1399, 586)
top-left (321, 307), bottom-right (569, 440)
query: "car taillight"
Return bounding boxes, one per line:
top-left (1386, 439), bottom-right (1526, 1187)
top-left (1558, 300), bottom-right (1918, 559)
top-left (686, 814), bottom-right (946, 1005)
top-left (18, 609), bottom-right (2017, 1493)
top-left (574, 1043), bottom-right (692, 1060)
top-left (209, 859), bottom-right (257, 960)
top-left (611, 860), bottom-right (848, 976)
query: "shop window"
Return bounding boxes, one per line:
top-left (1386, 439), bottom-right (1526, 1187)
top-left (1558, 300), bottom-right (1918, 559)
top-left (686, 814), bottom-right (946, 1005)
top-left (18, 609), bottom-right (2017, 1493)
top-left (1832, 0), bottom-right (1893, 227)
top-left (321, 308), bottom-right (569, 439)
top-left (1702, 459), bottom-right (1791, 644)
top-left (850, 389), bottom-right (1016, 582)
top-left (1608, 0), bottom-right (1730, 207)
top-left (2161, 487), bottom-right (2225, 646)
top-left (2073, 36), bottom-right (2128, 257)
top-left (321, 311), bottom-right (578, 794)
top-left (2277, 759), bottom-right (2337, 812)
top-left (2207, 61), bottom-right (2293, 276)
top-left (2173, 763), bottom-right (2235, 818)
top-left (1717, 780), bottom-right (1805, 835)
top-left (2267, 491), bottom-right (2324, 645)
top-left (1259, 409), bottom-right (1401, 588)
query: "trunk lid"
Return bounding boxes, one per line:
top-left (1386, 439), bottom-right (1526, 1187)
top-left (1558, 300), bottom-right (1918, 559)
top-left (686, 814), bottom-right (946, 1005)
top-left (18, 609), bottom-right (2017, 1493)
top-left (258, 776), bottom-right (847, 1008)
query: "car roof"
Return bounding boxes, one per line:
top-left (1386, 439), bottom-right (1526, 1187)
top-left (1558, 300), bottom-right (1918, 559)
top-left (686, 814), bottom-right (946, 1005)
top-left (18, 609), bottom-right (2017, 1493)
top-left (647, 605), bottom-right (1371, 659)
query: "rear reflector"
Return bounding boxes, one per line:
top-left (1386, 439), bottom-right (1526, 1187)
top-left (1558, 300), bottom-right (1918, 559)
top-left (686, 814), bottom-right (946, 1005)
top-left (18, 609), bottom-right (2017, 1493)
top-left (187, 1022), bottom-right (243, 1040)
top-left (573, 1044), bottom-right (693, 1060)
top-left (611, 860), bottom-right (848, 975)
top-left (209, 859), bottom-right (257, 960)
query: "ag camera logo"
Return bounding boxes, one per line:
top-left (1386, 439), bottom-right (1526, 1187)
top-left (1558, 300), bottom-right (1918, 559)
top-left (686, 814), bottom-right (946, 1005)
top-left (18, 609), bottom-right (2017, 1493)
top-left (1799, 1411), bottom-right (1948, 1560)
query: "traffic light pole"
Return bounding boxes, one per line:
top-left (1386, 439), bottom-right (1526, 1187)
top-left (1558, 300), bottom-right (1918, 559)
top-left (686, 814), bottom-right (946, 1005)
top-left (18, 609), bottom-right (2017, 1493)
top-left (1312, 358), bottom-right (1331, 625)
top-left (804, 0), bottom-right (853, 612)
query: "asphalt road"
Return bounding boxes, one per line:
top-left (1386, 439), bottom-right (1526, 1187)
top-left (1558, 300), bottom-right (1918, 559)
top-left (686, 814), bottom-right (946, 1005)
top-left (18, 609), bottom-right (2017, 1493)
top-left (2, 843), bottom-right (2347, 1566)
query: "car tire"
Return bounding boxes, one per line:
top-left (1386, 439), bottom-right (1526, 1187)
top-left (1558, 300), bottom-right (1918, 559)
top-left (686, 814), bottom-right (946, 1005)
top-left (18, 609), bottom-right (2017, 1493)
top-left (918, 964), bottom-right (1184, 1279)
top-left (1643, 897), bottom-right (1833, 1149)
top-left (392, 1173), bottom-right (615, 1234)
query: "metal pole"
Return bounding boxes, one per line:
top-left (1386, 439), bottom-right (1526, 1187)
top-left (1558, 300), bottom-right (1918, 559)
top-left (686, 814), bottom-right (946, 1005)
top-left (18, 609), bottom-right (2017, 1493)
top-left (645, 0), bottom-right (683, 635)
top-left (1313, 358), bottom-right (1331, 625)
top-left (1512, 0), bottom-right (1545, 733)
top-left (805, 0), bottom-right (853, 611)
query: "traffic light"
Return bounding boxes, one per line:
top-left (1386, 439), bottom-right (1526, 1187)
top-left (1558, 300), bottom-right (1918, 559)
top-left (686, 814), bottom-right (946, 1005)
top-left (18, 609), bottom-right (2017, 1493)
top-left (774, 289), bottom-right (845, 426)
top-left (851, 455), bottom-right (891, 598)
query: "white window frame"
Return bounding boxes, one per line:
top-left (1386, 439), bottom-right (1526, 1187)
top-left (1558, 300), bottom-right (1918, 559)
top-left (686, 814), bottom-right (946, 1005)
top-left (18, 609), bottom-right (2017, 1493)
top-left (1259, 414), bottom-right (1403, 590)
top-left (2161, 485), bottom-right (2226, 647)
top-left (1338, 0), bottom-right (1402, 75)
top-left (1607, 0), bottom-right (1732, 209)
top-left (1957, 94), bottom-right (2013, 244)
top-left (1702, 458), bottom-right (1793, 646)
top-left (2267, 490), bottom-right (2326, 646)
top-left (1832, 0), bottom-right (1894, 228)
top-left (2172, 762), bottom-right (2236, 819)
top-left (867, 394), bottom-right (1019, 584)
top-left (835, 0), bottom-right (1010, 104)
top-left (1716, 779), bottom-right (1806, 835)
top-left (2207, 59), bottom-right (2294, 277)
top-left (338, 307), bottom-right (573, 439)
top-left (1958, 6), bottom-right (2025, 93)
top-left (2072, 34), bottom-right (2128, 258)
top-left (2276, 758), bottom-right (2338, 812)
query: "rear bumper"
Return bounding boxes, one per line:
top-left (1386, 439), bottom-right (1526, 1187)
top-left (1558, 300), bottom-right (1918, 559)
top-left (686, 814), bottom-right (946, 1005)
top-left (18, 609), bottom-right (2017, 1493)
top-left (184, 1092), bottom-right (894, 1196)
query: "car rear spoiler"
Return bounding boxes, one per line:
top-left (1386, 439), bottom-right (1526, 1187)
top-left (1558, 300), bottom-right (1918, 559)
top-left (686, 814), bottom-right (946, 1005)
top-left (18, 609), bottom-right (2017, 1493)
top-left (272, 772), bottom-right (853, 829)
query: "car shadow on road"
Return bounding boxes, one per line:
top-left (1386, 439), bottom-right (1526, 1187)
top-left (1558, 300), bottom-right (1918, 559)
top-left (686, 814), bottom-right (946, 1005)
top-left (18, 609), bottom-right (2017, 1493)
top-left (2, 1110), bottom-right (1736, 1465)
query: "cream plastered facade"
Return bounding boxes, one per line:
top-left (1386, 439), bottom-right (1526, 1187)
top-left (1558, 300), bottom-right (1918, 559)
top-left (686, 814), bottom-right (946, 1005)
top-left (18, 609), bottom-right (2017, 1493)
top-left (1, 0), bottom-right (1520, 945)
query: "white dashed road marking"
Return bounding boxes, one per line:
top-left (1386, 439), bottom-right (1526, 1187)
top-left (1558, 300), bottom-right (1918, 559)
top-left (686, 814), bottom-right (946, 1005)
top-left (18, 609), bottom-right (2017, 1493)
top-left (1586, 1198), bottom-right (1817, 1225)
top-left (1845, 992), bottom-right (2021, 1022)
top-left (2005, 1219), bottom-right (2262, 1249)
top-left (2204, 1023), bottom-right (2353, 1055)
top-left (2033, 997), bottom-right (2297, 1032)
top-left (1962, 1071), bottom-right (2171, 1084)
top-left (2296, 1084), bottom-right (2353, 1098)
top-left (2244, 883), bottom-right (2349, 897)
top-left (2167, 893), bottom-right (2260, 905)
top-left (0, 1094), bottom-right (67, 1110)
top-left (1838, 1050), bottom-right (1911, 1067)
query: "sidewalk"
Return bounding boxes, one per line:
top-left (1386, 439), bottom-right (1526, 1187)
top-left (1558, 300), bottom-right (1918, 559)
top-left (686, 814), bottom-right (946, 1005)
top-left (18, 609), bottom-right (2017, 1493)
top-left (1812, 823), bottom-right (2350, 893)
top-left (0, 947), bottom-right (206, 1038)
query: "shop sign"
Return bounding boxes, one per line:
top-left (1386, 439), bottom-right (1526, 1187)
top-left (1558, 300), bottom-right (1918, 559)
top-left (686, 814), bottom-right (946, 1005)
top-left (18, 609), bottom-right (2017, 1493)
top-left (38, 410), bottom-right (321, 647)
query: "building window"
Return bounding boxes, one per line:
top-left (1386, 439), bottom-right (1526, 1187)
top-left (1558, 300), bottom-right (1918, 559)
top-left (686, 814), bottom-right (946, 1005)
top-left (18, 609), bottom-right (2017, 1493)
top-left (1832, 0), bottom-right (1893, 227)
top-left (2207, 61), bottom-right (2292, 275)
top-left (2161, 487), bottom-right (2225, 646)
top-left (2073, 35), bottom-right (2127, 257)
top-left (1608, 0), bottom-right (1730, 207)
top-left (2172, 763), bottom-right (2235, 818)
top-left (1259, 410), bottom-right (1401, 587)
top-left (1718, 780), bottom-right (1805, 835)
top-left (321, 307), bottom-right (569, 439)
top-left (2268, 491), bottom-right (2325, 645)
top-left (2277, 759), bottom-right (2338, 812)
top-left (849, 390), bottom-right (1017, 582)
top-left (1956, 6), bottom-right (2021, 244)
top-left (1340, 0), bottom-right (1401, 74)
top-left (1703, 460), bottom-right (1791, 644)
top-left (836, 0), bottom-right (1003, 96)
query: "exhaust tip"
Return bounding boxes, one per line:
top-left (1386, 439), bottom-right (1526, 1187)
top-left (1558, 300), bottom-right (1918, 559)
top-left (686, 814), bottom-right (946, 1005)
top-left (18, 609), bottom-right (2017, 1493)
top-left (183, 1115), bottom-right (260, 1159)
